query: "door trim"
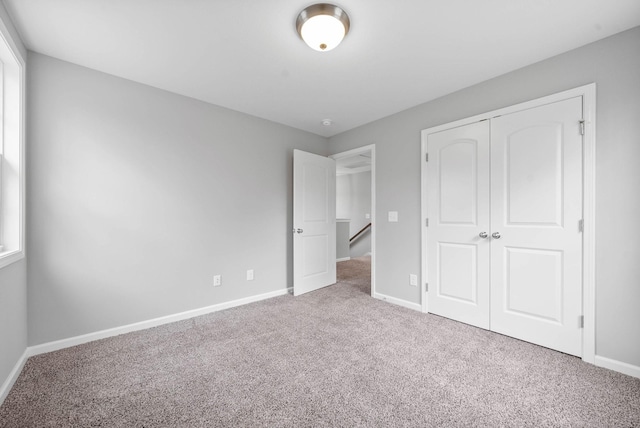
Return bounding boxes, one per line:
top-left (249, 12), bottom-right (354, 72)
top-left (330, 144), bottom-right (376, 297)
top-left (420, 83), bottom-right (596, 364)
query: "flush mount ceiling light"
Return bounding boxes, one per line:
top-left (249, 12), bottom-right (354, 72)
top-left (296, 3), bottom-right (350, 52)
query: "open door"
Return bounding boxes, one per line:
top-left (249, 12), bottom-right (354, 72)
top-left (293, 150), bottom-right (337, 296)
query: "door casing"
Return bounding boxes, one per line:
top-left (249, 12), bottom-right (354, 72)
top-left (420, 84), bottom-right (596, 364)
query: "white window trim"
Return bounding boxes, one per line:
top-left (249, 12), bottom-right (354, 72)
top-left (0, 16), bottom-right (25, 270)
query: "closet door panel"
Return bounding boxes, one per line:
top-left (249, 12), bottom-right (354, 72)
top-left (490, 97), bottom-right (584, 357)
top-left (426, 121), bottom-right (491, 329)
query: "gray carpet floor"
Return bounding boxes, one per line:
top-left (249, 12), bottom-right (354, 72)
top-left (1, 256), bottom-right (639, 427)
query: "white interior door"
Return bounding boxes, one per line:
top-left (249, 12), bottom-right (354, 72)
top-left (426, 121), bottom-right (491, 329)
top-left (424, 96), bottom-right (584, 357)
top-left (293, 150), bottom-right (336, 296)
top-left (490, 97), bottom-right (583, 356)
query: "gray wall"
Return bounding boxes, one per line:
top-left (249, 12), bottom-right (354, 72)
top-left (0, 260), bottom-right (27, 394)
top-left (336, 171), bottom-right (371, 257)
top-left (27, 53), bottom-right (328, 345)
top-left (0, 2), bottom-right (28, 398)
top-left (328, 26), bottom-right (640, 367)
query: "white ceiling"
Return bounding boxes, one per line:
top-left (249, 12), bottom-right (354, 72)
top-left (4, 1), bottom-right (640, 137)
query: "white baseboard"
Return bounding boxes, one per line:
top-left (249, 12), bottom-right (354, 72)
top-left (374, 292), bottom-right (422, 312)
top-left (594, 355), bottom-right (640, 379)
top-left (336, 257), bottom-right (351, 262)
top-left (0, 349), bottom-right (28, 406)
top-left (28, 287), bottom-right (291, 357)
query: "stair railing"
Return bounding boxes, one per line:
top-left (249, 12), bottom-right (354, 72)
top-left (350, 222), bottom-right (372, 243)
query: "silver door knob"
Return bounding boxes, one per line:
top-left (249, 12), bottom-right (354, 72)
top-left (479, 232), bottom-right (488, 239)
top-left (296, 229), bottom-right (304, 234)
top-left (492, 232), bottom-right (501, 239)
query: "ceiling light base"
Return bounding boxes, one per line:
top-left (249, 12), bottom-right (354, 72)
top-left (296, 4), bottom-right (350, 52)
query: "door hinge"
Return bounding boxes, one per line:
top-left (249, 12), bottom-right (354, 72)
top-left (578, 315), bottom-right (584, 328)
top-left (579, 219), bottom-right (584, 233)
top-left (579, 120), bottom-right (585, 136)
top-left (425, 153), bottom-right (429, 162)
top-left (425, 283), bottom-right (429, 292)
top-left (425, 218), bottom-right (429, 227)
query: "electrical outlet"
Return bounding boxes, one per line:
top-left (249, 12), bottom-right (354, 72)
top-left (247, 269), bottom-right (254, 281)
top-left (213, 275), bottom-right (221, 286)
top-left (410, 274), bottom-right (418, 286)
top-left (365, 213), bottom-right (371, 219)
top-left (388, 211), bottom-right (398, 222)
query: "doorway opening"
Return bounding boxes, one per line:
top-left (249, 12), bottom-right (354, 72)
top-left (331, 145), bottom-right (376, 296)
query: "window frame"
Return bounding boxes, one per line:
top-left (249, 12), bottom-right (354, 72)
top-left (0, 17), bottom-right (26, 270)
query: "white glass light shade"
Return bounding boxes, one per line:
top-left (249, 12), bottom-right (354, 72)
top-left (300, 15), bottom-right (345, 51)
top-left (296, 4), bottom-right (350, 52)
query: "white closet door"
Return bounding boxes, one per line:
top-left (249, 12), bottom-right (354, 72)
top-left (490, 97), bottom-right (583, 356)
top-left (426, 121), bottom-right (491, 329)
